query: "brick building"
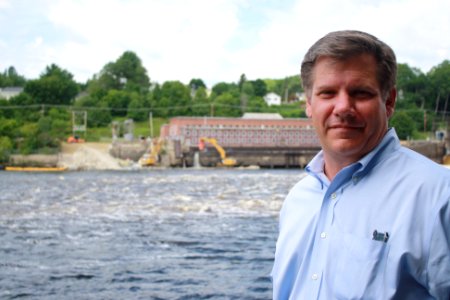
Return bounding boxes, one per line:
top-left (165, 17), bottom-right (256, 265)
top-left (160, 116), bottom-right (320, 148)
top-left (159, 115), bottom-right (321, 168)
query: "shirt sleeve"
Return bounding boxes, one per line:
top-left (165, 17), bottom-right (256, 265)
top-left (427, 196), bottom-right (450, 300)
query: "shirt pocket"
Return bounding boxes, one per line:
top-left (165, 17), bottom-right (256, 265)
top-left (329, 230), bottom-right (390, 300)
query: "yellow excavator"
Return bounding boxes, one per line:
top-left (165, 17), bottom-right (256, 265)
top-left (139, 138), bottom-right (163, 167)
top-left (199, 137), bottom-right (237, 167)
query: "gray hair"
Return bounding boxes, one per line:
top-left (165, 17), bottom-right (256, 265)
top-left (301, 30), bottom-right (397, 100)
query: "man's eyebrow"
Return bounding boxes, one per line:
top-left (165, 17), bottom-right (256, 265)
top-left (314, 84), bottom-right (335, 90)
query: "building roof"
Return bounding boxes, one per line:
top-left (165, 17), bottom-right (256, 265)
top-left (242, 113), bottom-right (283, 119)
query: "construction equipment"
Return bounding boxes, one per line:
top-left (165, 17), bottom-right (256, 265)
top-left (139, 138), bottom-right (163, 167)
top-left (199, 137), bottom-right (237, 167)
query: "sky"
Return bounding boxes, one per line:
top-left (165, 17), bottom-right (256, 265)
top-left (0, 0), bottom-right (449, 88)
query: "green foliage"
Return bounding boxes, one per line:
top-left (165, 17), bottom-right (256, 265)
top-left (213, 92), bottom-right (241, 117)
top-left (265, 76), bottom-right (303, 102)
top-left (102, 89), bottom-right (132, 116)
top-left (24, 64), bottom-right (79, 105)
top-left (245, 96), bottom-right (268, 113)
top-left (17, 123), bottom-right (39, 154)
top-left (113, 51), bottom-right (150, 92)
top-left (0, 136), bottom-right (13, 163)
top-left (88, 51), bottom-right (150, 96)
top-left (191, 87), bottom-right (211, 116)
top-left (390, 111), bottom-right (416, 140)
top-left (211, 82), bottom-right (238, 97)
top-left (428, 60), bottom-right (450, 115)
top-left (0, 66), bottom-right (26, 87)
top-left (238, 74), bottom-right (247, 92)
top-left (396, 63), bottom-right (430, 109)
top-left (155, 81), bottom-right (191, 117)
top-left (251, 79), bottom-right (267, 97)
top-left (0, 99), bottom-right (11, 118)
top-left (2, 55), bottom-right (450, 155)
top-left (0, 117), bottom-right (19, 139)
top-left (189, 78), bottom-right (206, 90)
top-left (74, 96), bottom-right (112, 127)
top-left (7, 93), bottom-right (43, 122)
top-left (274, 103), bottom-right (305, 118)
top-left (127, 94), bottom-right (149, 121)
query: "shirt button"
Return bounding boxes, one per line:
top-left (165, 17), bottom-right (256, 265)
top-left (331, 193), bottom-right (337, 199)
top-left (311, 273), bottom-right (318, 280)
top-left (320, 232), bottom-right (327, 239)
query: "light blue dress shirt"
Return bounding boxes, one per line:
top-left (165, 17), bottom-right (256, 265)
top-left (272, 129), bottom-right (450, 299)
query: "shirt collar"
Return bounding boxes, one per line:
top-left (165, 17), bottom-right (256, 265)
top-left (306, 128), bottom-right (400, 187)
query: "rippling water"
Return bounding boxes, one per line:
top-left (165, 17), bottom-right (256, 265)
top-left (0, 169), bottom-right (305, 299)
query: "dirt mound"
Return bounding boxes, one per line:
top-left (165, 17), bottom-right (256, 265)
top-left (59, 142), bottom-right (122, 170)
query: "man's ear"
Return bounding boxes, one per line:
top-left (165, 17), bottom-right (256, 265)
top-left (385, 88), bottom-right (396, 118)
top-left (305, 98), bottom-right (312, 118)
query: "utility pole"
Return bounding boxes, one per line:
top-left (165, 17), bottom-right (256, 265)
top-left (149, 111), bottom-right (154, 137)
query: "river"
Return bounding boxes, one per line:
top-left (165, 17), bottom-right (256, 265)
top-left (0, 169), bottom-right (305, 299)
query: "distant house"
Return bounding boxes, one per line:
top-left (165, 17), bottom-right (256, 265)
top-left (0, 87), bottom-right (23, 100)
top-left (263, 92), bottom-right (281, 106)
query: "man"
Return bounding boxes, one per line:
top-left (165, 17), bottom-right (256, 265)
top-left (271, 30), bottom-right (450, 299)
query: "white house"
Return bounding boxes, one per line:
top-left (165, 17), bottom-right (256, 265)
top-left (263, 92), bottom-right (281, 106)
top-left (0, 87), bottom-right (23, 100)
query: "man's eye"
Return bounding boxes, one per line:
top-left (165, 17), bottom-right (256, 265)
top-left (352, 90), bottom-right (375, 99)
top-left (318, 91), bottom-right (335, 98)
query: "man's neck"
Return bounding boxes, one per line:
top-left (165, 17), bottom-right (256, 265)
top-left (323, 154), bottom-right (361, 181)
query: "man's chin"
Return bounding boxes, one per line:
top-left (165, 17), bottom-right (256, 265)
top-left (327, 139), bottom-right (364, 156)
top-left (328, 127), bottom-right (364, 139)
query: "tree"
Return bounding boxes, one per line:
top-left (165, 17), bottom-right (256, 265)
top-left (246, 96), bottom-right (268, 113)
top-left (396, 63), bottom-right (430, 110)
top-left (0, 66), bottom-right (26, 87)
top-left (240, 82), bottom-right (254, 112)
top-left (0, 117), bottom-right (19, 140)
top-left (390, 111), bottom-right (416, 140)
top-left (251, 79), bottom-right (267, 97)
top-left (0, 136), bottom-right (13, 163)
top-left (267, 76), bottom-right (302, 102)
top-left (24, 64), bottom-right (79, 105)
top-left (428, 60), bottom-right (450, 120)
top-left (102, 89), bottom-right (132, 117)
top-left (211, 82), bottom-right (238, 97)
top-left (89, 51), bottom-right (150, 96)
top-left (213, 92), bottom-right (240, 117)
top-left (127, 93), bottom-right (149, 121)
top-left (156, 81), bottom-right (191, 117)
top-left (238, 73), bottom-right (247, 92)
top-left (189, 78), bottom-right (206, 91)
top-left (9, 93), bottom-right (41, 121)
top-left (48, 108), bottom-right (71, 139)
top-left (74, 95), bottom-right (112, 127)
top-left (17, 123), bottom-right (39, 154)
top-left (112, 51), bottom-right (150, 93)
top-left (191, 87), bottom-right (210, 116)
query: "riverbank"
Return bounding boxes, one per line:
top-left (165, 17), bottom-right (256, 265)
top-left (4, 139), bottom-right (448, 170)
top-left (8, 142), bottom-right (126, 171)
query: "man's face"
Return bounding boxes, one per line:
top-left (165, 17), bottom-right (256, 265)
top-left (306, 54), bottom-right (396, 164)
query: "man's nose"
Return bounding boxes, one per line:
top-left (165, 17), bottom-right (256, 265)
top-left (334, 92), bottom-right (354, 116)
